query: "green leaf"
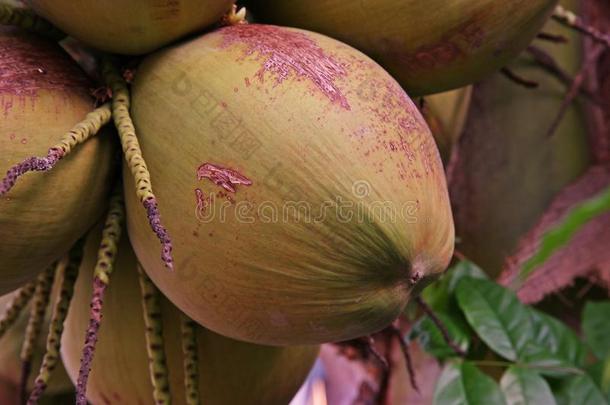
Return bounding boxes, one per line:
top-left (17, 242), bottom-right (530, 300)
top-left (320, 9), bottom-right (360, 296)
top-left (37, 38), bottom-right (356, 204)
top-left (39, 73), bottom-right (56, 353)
top-left (587, 359), bottom-right (610, 400)
top-left (422, 260), bottom-right (488, 313)
top-left (456, 277), bottom-right (532, 361)
top-left (520, 309), bottom-right (587, 377)
top-left (433, 361), bottom-right (507, 405)
top-left (520, 185), bottom-right (610, 281)
top-left (555, 374), bottom-right (608, 405)
top-left (583, 301), bottom-right (610, 360)
top-left (519, 353), bottom-right (584, 379)
top-left (409, 312), bottom-right (470, 359)
top-left (446, 261), bottom-right (489, 292)
top-left (500, 366), bottom-right (556, 405)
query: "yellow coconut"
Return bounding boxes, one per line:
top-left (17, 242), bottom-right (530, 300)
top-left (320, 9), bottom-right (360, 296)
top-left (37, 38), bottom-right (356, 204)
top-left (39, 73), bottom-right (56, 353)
top-left (27, 0), bottom-right (235, 55)
top-left (61, 226), bottom-right (318, 404)
top-left (0, 27), bottom-right (116, 294)
top-left (246, 0), bottom-right (557, 95)
top-left (125, 24), bottom-right (454, 345)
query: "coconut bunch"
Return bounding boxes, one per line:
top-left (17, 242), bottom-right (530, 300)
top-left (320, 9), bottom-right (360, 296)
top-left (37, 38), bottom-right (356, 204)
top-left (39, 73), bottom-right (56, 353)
top-left (0, 0), bottom-right (570, 402)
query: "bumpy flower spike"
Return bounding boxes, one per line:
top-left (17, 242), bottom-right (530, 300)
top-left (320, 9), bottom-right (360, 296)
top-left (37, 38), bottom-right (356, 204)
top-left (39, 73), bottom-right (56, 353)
top-left (138, 265), bottom-right (172, 404)
top-left (0, 3), bottom-right (64, 40)
top-left (0, 103), bottom-right (112, 197)
top-left (101, 57), bottom-right (174, 271)
top-left (76, 182), bottom-right (124, 405)
top-left (28, 239), bottom-right (85, 404)
top-left (0, 280), bottom-right (36, 338)
top-left (19, 264), bottom-right (57, 403)
top-left (181, 314), bottom-right (200, 405)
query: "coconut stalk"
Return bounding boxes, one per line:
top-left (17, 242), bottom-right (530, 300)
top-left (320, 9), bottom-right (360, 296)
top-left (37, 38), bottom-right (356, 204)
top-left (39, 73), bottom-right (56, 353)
top-left (0, 280), bottom-right (75, 398)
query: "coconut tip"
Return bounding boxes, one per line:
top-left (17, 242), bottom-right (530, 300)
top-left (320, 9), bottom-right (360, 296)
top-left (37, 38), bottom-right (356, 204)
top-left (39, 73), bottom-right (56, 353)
top-left (142, 197), bottom-right (174, 271)
top-left (0, 148), bottom-right (64, 196)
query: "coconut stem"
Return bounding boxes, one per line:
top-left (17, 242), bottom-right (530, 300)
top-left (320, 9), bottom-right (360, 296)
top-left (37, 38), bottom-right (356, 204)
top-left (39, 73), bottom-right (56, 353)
top-left (180, 314), bottom-right (200, 405)
top-left (536, 32), bottom-right (568, 44)
top-left (19, 265), bottom-right (57, 401)
top-left (500, 68), bottom-right (539, 89)
top-left (415, 297), bottom-right (466, 357)
top-left (75, 183), bottom-right (124, 405)
top-left (138, 265), bottom-right (172, 404)
top-left (553, 5), bottom-right (610, 48)
top-left (101, 57), bottom-right (174, 271)
top-left (0, 103), bottom-right (112, 197)
top-left (0, 3), bottom-right (64, 41)
top-left (221, 5), bottom-right (247, 26)
top-left (526, 45), bottom-right (600, 104)
top-left (546, 44), bottom-right (604, 138)
top-left (28, 239), bottom-right (84, 404)
top-left (388, 325), bottom-right (419, 393)
top-left (0, 280), bottom-right (36, 338)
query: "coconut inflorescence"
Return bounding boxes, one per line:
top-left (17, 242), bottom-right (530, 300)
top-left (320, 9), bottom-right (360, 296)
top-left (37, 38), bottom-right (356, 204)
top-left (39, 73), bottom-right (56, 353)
top-left (0, 27), bottom-right (116, 295)
top-left (26, 0), bottom-right (236, 55)
top-left (246, 0), bottom-right (558, 95)
top-left (61, 225), bottom-right (318, 405)
top-left (0, 288), bottom-right (74, 399)
top-left (125, 24), bottom-right (455, 346)
top-left (0, 2), bottom-right (463, 402)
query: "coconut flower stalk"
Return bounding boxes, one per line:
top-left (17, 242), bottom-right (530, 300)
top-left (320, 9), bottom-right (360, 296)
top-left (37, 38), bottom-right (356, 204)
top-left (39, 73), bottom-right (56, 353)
top-left (0, 281), bottom-right (36, 339)
top-left (27, 239), bottom-right (83, 404)
top-left (0, 103), bottom-right (112, 196)
top-left (19, 265), bottom-right (56, 402)
top-left (75, 182), bottom-right (124, 405)
top-left (101, 57), bottom-right (174, 271)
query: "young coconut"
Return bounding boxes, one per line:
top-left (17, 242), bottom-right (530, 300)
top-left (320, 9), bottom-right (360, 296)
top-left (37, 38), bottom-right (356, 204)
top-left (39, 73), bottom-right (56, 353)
top-left (125, 24), bottom-right (455, 345)
top-left (0, 27), bottom-right (116, 295)
top-left (245, 0), bottom-right (558, 96)
top-left (61, 224), bottom-right (319, 405)
top-left (26, 0), bottom-right (236, 55)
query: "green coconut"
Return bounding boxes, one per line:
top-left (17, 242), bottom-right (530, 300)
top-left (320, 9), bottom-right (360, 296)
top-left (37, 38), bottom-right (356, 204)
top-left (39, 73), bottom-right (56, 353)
top-left (246, 0), bottom-right (558, 96)
top-left (61, 226), bottom-right (318, 405)
top-left (27, 0), bottom-right (235, 55)
top-left (124, 24), bottom-right (454, 345)
top-left (0, 27), bottom-right (116, 295)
